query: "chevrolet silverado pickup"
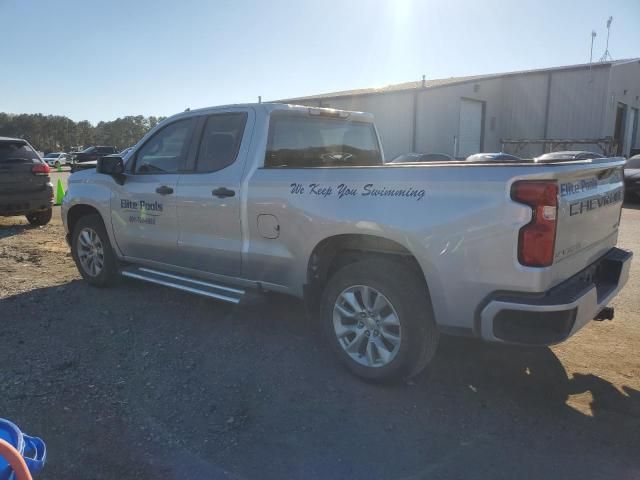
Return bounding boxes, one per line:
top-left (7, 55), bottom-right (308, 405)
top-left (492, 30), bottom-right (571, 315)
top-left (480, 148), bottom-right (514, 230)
top-left (61, 103), bottom-right (632, 381)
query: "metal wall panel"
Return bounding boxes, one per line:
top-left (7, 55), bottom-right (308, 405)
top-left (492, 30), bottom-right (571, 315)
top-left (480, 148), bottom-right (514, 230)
top-left (499, 73), bottom-right (548, 157)
top-left (607, 61), bottom-right (640, 150)
top-left (546, 67), bottom-right (609, 140)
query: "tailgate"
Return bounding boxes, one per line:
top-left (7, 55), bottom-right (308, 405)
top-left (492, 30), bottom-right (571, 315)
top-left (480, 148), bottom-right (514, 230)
top-left (554, 161), bottom-right (624, 263)
top-left (0, 158), bottom-right (44, 193)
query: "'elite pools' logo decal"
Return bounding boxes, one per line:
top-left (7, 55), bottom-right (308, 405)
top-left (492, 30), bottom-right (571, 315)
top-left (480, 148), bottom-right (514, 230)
top-left (120, 199), bottom-right (163, 225)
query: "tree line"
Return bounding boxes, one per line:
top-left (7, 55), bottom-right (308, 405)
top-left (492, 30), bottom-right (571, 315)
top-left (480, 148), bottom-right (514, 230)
top-left (0, 112), bottom-right (167, 153)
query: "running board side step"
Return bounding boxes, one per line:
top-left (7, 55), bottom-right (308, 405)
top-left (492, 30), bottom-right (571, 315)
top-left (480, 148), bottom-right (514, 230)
top-left (120, 266), bottom-right (245, 304)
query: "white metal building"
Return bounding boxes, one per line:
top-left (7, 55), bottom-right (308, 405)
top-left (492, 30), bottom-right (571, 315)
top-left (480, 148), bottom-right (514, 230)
top-left (280, 59), bottom-right (640, 160)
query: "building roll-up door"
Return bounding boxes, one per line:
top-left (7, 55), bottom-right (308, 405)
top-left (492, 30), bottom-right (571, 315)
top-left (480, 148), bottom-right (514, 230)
top-left (457, 98), bottom-right (483, 158)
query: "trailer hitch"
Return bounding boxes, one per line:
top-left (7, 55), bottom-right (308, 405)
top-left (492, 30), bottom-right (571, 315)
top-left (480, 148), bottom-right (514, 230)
top-left (594, 307), bottom-right (614, 321)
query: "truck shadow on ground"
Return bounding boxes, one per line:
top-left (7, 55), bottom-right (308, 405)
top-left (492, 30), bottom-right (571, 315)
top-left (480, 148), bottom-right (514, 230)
top-left (623, 201), bottom-right (640, 210)
top-left (0, 223), bottom-right (34, 240)
top-left (1, 281), bottom-right (639, 479)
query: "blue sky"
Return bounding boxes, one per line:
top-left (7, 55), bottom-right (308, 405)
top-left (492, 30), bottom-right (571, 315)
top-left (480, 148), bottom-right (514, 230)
top-left (1, 0), bottom-right (638, 123)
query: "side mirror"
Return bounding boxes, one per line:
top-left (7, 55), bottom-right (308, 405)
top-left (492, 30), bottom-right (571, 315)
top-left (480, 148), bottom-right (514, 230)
top-left (97, 155), bottom-right (124, 175)
top-left (97, 155), bottom-right (126, 184)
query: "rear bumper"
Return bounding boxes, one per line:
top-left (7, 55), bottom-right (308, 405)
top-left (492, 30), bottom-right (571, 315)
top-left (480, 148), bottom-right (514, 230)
top-left (0, 185), bottom-right (54, 216)
top-left (479, 247), bottom-right (632, 345)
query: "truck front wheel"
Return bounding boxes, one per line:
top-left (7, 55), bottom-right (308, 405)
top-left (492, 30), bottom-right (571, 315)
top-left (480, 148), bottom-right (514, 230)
top-left (71, 214), bottom-right (118, 287)
top-left (320, 258), bottom-right (439, 382)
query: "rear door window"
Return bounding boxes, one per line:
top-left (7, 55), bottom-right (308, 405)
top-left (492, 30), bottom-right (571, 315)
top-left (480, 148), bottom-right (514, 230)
top-left (265, 112), bottom-right (382, 167)
top-left (195, 113), bottom-right (247, 172)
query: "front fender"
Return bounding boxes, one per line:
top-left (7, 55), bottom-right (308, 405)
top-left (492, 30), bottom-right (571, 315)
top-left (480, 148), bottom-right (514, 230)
top-left (62, 174), bottom-right (117, 251)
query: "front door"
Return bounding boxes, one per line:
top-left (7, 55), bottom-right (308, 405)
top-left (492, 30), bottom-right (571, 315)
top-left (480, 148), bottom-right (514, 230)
top-left (110, 117), bottom-right (196, 265)
top-left (175, 110), bottom-right (252, 277)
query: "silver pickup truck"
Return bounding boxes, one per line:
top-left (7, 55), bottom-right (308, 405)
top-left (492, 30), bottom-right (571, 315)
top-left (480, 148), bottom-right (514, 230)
top-left (62, 103), bottom-right (632, 381)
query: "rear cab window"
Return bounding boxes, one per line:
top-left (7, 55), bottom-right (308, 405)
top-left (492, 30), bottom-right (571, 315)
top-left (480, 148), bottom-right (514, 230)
top-left (265, 111), bottom-right (382, 168)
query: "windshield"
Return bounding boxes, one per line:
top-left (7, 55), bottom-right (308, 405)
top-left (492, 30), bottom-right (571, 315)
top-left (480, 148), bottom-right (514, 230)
top-left (44, 153), bottom-right (59, 158)
top-left (81, 146), bottom-right (96, 153)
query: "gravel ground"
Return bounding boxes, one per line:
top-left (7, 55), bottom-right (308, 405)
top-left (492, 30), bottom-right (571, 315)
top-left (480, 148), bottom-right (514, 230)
top-left (0, 203), bottom-right (639, 480)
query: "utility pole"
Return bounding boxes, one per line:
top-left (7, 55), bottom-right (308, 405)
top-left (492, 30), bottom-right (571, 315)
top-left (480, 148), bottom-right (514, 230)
top-left (589, 30), bottom-right (597, 66)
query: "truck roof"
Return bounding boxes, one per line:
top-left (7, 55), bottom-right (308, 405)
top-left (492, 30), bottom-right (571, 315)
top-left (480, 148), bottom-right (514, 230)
top-left (167, 102), bottom-right (375, 124)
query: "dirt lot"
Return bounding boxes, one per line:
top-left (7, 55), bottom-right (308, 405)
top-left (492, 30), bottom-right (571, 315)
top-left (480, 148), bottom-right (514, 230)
top-left (1, 202), bottom-right (639, 480)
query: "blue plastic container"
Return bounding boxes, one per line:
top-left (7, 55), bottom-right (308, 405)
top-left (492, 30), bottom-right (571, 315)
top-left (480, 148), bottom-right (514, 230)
top-left (0, 419), bottom-right (46, 480)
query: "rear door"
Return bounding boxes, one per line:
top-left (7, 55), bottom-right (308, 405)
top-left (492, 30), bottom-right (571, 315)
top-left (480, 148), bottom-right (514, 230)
top-left (175, 109), bottom-right (252, 277)
top-left (554, 161), bottom-right (624, 263)
top-left (0, 140), bottom-right (46, 195)
top-left (110, 118), bottom-right (196, 264)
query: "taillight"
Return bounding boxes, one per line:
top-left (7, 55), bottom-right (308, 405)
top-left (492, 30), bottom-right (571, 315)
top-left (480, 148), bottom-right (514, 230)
top-left (511, 180), bottom-right (558, 267)
top-left (31, 163), bottom-right (51, 175)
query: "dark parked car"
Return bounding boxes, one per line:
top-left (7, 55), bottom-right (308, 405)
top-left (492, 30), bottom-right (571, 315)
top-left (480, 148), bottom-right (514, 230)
top-left (0, 137), bottom-right (54, 225)
top-left (70, 160), bottom-right (98, 173)
top-left (624, 155), bottom-right (640, 201)
top-left (465, 152), bottom-right (524, 162)
top-left (390, 152), bottom-right (453, 163)
top-left (70, 146), bottom-right (118, 172)
top-left (534, 150), bottom-right (604, 162)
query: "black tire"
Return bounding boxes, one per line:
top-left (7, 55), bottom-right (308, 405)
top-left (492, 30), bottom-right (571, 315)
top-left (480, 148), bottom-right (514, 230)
top-left (71, 214), bottom-right (119, 287)
top-left (320, 258), bottom-right (439, 382)
top-left (26, 208), bottom-right (52, 226)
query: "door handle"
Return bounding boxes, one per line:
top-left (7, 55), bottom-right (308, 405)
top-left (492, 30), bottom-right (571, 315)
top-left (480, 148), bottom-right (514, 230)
top-left (212, 187), bottom-right (235, 198)
top-left (155, 185), bottom-right (174, 195)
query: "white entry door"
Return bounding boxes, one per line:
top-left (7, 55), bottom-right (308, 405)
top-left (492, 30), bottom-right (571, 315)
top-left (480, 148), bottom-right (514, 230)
top-left (458, 99), bottom-right (483, 158)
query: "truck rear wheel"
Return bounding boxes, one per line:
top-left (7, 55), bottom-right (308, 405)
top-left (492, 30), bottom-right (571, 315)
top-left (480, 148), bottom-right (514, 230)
top-left (71, 214), bottom-right (118, 287)
top-left (320, 258), bottom-right (439, 382)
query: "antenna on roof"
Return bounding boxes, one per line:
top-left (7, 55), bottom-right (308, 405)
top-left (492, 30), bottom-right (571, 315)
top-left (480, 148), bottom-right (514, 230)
top-left (599, 16), bottom-right (613, 62)
top-left (258, 96), bottom-right (262, 104)
top-left (589, 30), bottom-right (597, 66)
top-left (421, 75), bottom-right (426, 88)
